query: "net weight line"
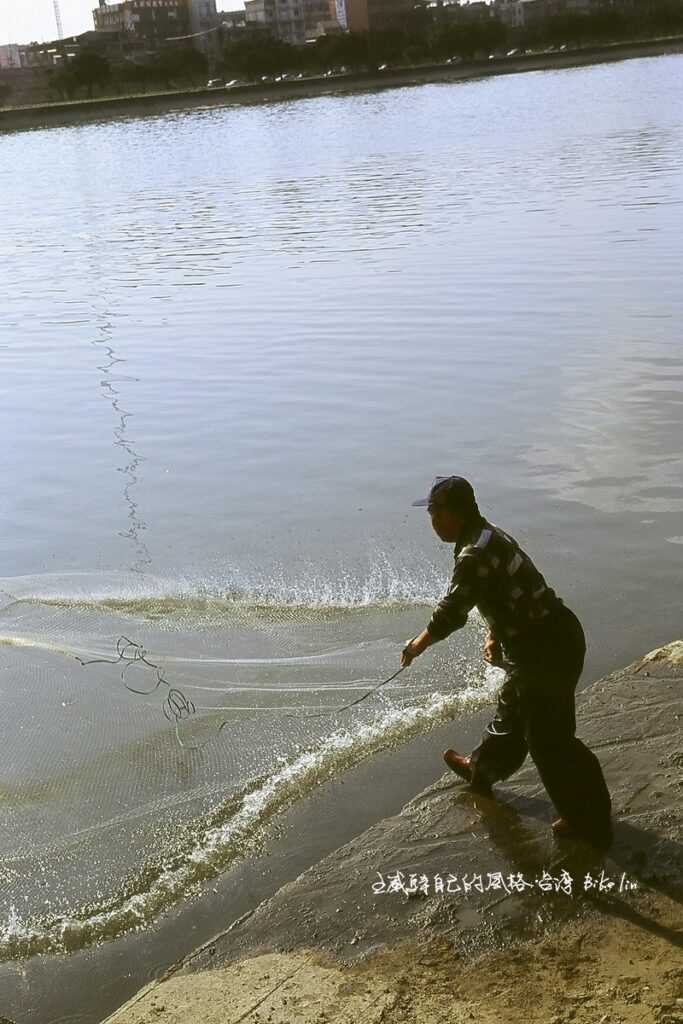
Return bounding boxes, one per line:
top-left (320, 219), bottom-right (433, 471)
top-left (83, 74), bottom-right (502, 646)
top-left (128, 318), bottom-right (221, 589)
top-left (76, 637), bottom-right (200, 748)
top-left (76, 635), bottom-right (407, 750)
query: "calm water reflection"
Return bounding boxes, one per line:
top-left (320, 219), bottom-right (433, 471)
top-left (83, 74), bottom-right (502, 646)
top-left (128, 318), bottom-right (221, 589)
top-left (2, 61), bottom-right (681, 609)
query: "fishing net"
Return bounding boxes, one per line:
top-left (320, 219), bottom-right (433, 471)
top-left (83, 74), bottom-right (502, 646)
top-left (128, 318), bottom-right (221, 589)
top-left (0, 571), bottom-right (500, 958)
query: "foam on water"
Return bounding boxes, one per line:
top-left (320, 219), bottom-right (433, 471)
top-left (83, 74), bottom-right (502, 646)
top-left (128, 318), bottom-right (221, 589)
top-left (0, 557), bottom-right (446, 617)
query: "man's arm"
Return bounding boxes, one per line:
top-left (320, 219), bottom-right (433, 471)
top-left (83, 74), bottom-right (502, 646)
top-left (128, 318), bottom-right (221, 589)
top-left (400, 626), bottom-right (437, 667)
top-left (401, 554), bottom-right (479, 667)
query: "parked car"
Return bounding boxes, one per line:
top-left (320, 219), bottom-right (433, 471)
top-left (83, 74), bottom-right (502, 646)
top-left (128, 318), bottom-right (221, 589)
top-left (445, 56), bottom-right (463, 65)
top-left (377, 63), bottom-right (389, 71)
top-left (206, 78), bottom-right (224, 88)
top-left (224, 79), bottom-right (241, 88)
top-left (506, 49), bottom-right (520, 57)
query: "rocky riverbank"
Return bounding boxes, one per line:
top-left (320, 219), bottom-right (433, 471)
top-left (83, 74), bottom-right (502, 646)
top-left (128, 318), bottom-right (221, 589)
top-left (103, 639), bottom-right (682, 1024)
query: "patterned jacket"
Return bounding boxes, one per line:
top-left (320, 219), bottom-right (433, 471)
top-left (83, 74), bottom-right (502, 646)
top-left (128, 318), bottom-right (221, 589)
top-left (426, 514), bottom-right (564, 649)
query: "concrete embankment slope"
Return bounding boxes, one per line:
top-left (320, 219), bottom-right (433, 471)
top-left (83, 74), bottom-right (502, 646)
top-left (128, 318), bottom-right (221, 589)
top-left (105, 641), bottom-right (682, 1024)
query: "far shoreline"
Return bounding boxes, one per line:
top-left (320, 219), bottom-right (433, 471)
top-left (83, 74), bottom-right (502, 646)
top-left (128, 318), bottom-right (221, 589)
top-left (2, 33), bottom-right (683, 132)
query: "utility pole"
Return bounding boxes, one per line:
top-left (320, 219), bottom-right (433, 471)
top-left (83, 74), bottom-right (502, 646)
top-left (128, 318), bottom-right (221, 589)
top-left (53, 0), bottom-right (64, 39)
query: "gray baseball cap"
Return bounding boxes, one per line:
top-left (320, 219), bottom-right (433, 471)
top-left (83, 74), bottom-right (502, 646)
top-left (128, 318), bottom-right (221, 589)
top-left (412, 475), bottom-right (477, 511)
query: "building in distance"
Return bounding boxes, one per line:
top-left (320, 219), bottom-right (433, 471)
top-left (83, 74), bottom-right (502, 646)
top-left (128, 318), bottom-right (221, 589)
top-left (244, 0), bottom-right (307, 44)
top-left (92, 1), bottom-right (218, 50)
top-left (243, 0), bottom-right (345, 44)
top-left (344, 0), bottom-right (417, 32)
top-left (220, 8), bottom-right (247, 29)
top-left (0, 44), bottom-right (22, 68)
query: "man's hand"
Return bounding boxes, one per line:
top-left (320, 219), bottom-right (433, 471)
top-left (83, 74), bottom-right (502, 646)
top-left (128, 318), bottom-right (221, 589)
top-left (483, 632), bottom-right (503, 667)
top-left (400, 637), bottom-right (420, 668)
top-left (400, 629), bottom-right (434, 668)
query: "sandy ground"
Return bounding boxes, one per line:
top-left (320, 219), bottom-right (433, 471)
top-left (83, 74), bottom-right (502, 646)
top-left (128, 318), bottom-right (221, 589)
top-left (101, 886), bottom-right (683, 1024)
top-left (103, 912), bottom-right (683, 1024)
top-left (103, 639), bottom-right (683, 1024)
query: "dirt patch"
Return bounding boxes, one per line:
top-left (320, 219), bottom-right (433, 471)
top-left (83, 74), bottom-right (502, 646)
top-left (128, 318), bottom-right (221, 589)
top-left (107, 888), bottom-right (681, 1023)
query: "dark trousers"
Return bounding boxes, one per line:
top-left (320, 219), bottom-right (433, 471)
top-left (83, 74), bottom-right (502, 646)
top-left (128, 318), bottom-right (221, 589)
top-left (469, 605), bottom-right (612, 837)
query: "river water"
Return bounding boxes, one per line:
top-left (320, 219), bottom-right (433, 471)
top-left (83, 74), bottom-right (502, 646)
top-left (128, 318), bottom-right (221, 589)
top-left (0, 53), bottom-right (681, 1021)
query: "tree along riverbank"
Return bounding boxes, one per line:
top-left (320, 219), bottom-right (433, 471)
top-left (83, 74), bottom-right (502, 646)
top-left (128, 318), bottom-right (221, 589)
top-left (2, 34), bottom-right (683, 134)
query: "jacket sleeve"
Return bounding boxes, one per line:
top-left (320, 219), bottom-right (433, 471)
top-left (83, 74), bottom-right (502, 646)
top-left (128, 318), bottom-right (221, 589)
top-left (426, 552), bottom-right (480, 642)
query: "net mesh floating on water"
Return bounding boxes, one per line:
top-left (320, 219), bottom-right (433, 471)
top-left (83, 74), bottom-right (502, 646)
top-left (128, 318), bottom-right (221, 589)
top-left (0, 573), bottom-right (497, 959)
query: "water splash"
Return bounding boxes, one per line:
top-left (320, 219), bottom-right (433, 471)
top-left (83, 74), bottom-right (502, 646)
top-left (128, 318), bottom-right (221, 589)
top-left (0, 557), bottom-right (447, 618)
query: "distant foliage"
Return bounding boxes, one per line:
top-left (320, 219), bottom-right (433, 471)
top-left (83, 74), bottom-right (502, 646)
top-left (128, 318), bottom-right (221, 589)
top-left (222, 29), bottom-right (297, 77)
top-left (139, 47), bottom-right (209, 91)
top-left (48, 49), bottom-right (111, 100)
top-left (113, 47), bottom-right (208, 94)
top-left (46, 45), bottom-right (208, 101)
top-left (521, 1), bottom-right (683, 49)
top-left (39, 0), bottom-right (683, 104)
top-left (218, 0), bottom-right (683, 77)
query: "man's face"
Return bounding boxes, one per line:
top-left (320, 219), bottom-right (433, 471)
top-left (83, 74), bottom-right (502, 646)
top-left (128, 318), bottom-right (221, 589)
top-left (428, 502), bottom-right (464, 543)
